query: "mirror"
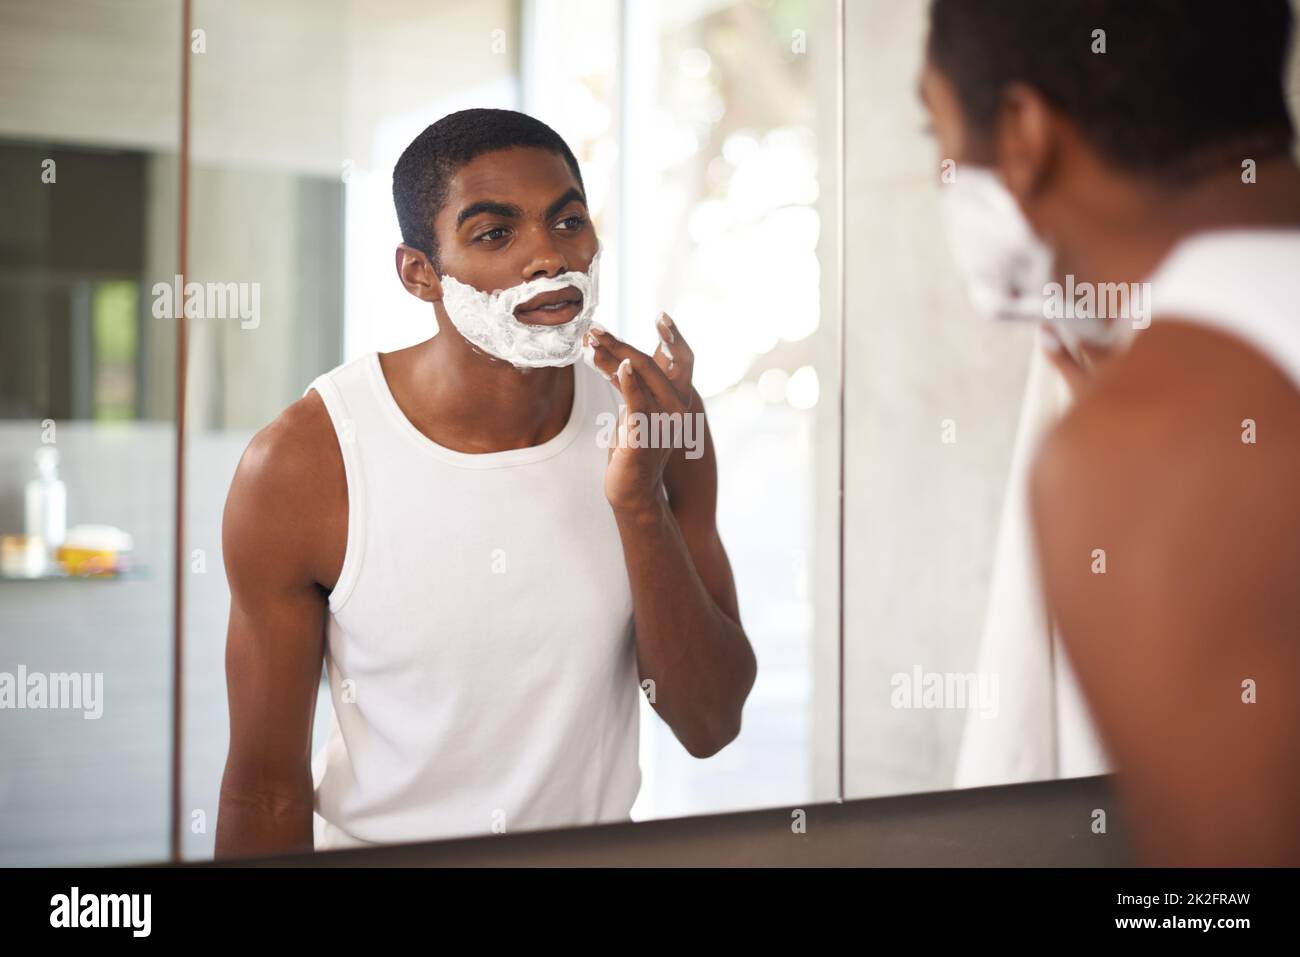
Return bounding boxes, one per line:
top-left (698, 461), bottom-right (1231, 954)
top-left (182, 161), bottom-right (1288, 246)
top-left (0, 0), bottom-right (182, 864)
top-left (841, 0), bottom-right (1300, 802)
top-left (182, 0), bottom-right (841, 860)
top-left (0, 0), bottom-right (843, 864)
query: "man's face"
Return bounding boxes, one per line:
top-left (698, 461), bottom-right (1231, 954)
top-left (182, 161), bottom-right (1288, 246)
top-left (431, 146), bottom-right (598, 326)
top-left (918, 56), bottom-right (989, 169)
top-left (919, 51), bottom-right (1069, 251)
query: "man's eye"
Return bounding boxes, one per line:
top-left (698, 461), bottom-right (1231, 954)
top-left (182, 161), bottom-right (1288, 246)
top-left (477, 227), bottom-right (508, 242)
top-left (556, 215), bottom-right (586, 231)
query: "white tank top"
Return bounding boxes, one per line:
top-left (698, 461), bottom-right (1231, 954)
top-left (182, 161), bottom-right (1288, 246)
top-left (1145, 228), bottom-right (1300, 389)
top-left (303, 352), bottom-right (641, 849)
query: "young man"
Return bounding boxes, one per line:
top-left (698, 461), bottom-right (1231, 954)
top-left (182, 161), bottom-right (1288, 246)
top-left (922, 0), bottom-right (1300, 865)
top-left (215, 109), bottom-right (756, 857)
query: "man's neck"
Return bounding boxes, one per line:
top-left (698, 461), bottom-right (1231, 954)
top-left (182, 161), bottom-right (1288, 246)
top-left (1052, 153), bottom-right (1300, 288)
top-left (386, 330), bottom-right (576, 454)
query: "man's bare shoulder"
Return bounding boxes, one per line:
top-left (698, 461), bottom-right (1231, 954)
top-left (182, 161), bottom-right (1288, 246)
top-left (1036, 320), bottom-right (1300, 503)
top-left (223, 389), bottom-right (347, 590)
top-left (1028, 319), bottom-right (1300, 865)
top-left (1030, 318), bottom-right (1300, 619)
top-left (237, 390), bottom-right (341, 488)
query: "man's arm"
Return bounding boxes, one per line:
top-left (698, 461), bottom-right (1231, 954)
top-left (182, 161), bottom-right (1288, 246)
top-left (587, 317), bottom-right (756, 759)
top-left (614, 384), bottom-right (755, 759)
top-left (214, 393), bottom-right (345, 859)
top-left (1028, 321), bottom-right (1300, 865)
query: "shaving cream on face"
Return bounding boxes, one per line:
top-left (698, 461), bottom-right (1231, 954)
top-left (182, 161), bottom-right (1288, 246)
top-left (438, 248), bottom-right (601, 369)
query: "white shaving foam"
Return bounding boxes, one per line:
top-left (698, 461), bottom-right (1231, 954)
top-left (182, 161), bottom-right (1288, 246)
top-left (438, 248), bottom-right (601, 369)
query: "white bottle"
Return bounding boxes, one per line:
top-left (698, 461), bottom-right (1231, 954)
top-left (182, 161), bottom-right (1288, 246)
top-left (25, 446), bottom-right (67, 568)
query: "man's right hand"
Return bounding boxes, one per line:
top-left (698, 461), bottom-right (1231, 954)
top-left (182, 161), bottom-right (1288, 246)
top-left (1039, 322), bottom-right (1118, 396)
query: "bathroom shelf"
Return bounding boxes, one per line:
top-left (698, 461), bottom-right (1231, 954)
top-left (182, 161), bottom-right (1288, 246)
top-left (0, 566), bottom-right (147, 583)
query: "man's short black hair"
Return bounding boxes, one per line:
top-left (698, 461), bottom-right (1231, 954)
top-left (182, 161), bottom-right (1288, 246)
top-left (392, 108), bottom-right (585, 269)
top-left (928, 0), bottom-right (1296, 179)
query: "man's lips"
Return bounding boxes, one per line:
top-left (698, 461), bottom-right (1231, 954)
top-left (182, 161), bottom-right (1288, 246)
top-left (515, 289), bottom-right (583, 325)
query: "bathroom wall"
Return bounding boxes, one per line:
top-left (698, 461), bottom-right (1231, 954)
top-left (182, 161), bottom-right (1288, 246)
top-left (840, 0), bottom-right (1036, 798)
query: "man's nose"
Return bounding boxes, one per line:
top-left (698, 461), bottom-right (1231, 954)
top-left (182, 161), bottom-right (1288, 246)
top-left (522, 232), bottom-right (567, 280)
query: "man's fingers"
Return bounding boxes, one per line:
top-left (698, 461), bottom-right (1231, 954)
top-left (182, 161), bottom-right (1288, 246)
top-left (652, 338), bottom-right (672, 377)
top-left (656, 312), bottom-right (693, 386)
top-left (1040, 323), bottom-right (1088, 395)
top-left (588, 324), bottom-right (688, 412)
top-left (1077, 340), bottom-right (1114, 371)
top-left (615, 356), bottom-right (651, 415)
top-left (586, 334), bottom-right (621, 383)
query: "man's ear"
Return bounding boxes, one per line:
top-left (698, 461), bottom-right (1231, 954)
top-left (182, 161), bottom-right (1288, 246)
top-left (395, 244), bottom-right (444, 303)
top-left (993, 82), bottom-right (1059, 204)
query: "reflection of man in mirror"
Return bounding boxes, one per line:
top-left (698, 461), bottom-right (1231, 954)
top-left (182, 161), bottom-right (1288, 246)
top-left (922, 0), bottom-right (1300, 865)
top-left (215, 109), bottom-right (755, 857)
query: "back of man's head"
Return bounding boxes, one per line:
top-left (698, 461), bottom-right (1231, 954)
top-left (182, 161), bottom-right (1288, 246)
top-left (928, 0), bottom-right (1297, 180)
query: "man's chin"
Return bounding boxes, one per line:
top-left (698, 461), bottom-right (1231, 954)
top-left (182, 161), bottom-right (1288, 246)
top-left (512, 352), bottom-right (580, 370)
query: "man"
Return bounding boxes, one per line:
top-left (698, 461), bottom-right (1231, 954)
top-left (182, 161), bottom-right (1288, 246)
top-left (922, 0), bottom-right (1300, 864)
top-left (215, 109), bottom-right (756, 857)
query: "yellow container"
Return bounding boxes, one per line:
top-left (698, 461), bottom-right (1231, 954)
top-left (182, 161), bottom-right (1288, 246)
top-left (57, 545), bottom-right (121, 576)
top-left (55, 525), bottom-right (133, 577)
